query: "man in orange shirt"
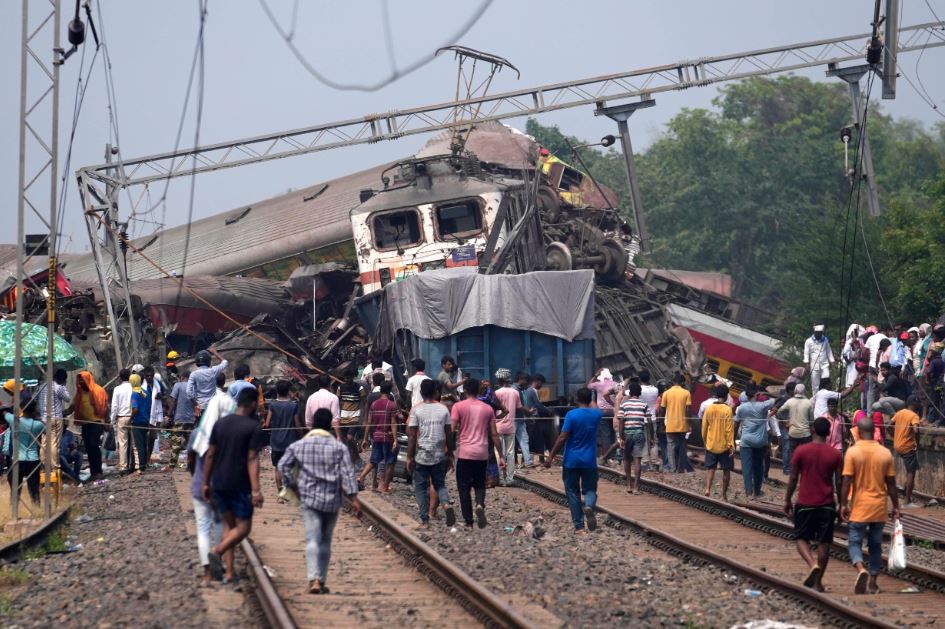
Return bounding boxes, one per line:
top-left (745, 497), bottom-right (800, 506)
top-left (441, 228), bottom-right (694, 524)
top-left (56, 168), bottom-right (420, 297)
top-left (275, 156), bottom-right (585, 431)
top-left (658, 373), bottom-right (692, 473)
top-left (839, 415), bottom-right (900, 594)
top-left (891, 395), bottom-right (924, 507)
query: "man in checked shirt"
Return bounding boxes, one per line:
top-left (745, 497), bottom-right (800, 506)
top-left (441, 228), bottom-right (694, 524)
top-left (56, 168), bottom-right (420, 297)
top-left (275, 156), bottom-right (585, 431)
top-left (278, 407), bottom-right (362, 594)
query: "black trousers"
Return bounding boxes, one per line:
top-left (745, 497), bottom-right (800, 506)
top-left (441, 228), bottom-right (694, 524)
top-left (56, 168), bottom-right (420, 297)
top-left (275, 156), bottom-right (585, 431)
top-left (7, 459), bottom-right (40, 503)
top-left (81, 423), bottom-right (104, 477)
top-left (455, 458), bottom-right (487, 526)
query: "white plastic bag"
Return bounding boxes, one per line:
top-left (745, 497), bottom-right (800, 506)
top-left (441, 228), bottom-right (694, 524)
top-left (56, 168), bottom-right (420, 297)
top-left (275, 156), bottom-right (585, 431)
top-left (888, 518), bottom-right (907, 571)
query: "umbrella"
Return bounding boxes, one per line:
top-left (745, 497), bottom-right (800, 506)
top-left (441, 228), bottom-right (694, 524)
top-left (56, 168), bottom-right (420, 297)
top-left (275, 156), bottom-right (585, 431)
top-left (0, 320), bottom-right (86, 379)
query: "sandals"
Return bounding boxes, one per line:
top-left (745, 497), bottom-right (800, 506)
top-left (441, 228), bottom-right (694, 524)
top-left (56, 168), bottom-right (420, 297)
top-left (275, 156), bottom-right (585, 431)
top-left (803, 565), bottom-right (822, 588)
top-left (854, 570), bottom-right (869, 594)
top-left (309, 580), bottom-right (329, 594)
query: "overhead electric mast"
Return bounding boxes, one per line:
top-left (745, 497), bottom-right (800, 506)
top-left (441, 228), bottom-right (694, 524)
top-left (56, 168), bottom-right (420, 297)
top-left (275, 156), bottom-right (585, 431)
top-left (76, 20), bottom-right (945, 369)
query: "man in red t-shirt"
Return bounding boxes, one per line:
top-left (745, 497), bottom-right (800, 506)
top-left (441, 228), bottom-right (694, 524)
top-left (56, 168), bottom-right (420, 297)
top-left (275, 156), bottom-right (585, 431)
top-left (356, 382), bottom-right (402, 492)
top-left (783, 417), bottom-right (842, 592)
top-left (451, 378), bottom-right (500, 528)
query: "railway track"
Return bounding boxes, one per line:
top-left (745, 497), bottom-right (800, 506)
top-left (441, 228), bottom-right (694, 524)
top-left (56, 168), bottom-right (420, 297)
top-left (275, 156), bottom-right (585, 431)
top-left (246, 470), bottom-right (532, 629)
top-left (0, 506), bottom-right (70, 564)
top-left (516, 467), bottom-right (945, 629)
top-left (683, 446), bottom-right (945, 548)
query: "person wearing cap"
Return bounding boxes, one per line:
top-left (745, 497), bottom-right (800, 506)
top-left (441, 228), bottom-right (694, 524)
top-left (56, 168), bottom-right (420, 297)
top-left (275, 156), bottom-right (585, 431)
top-left (165, 350), bottom-right (181, 386)
top-left (803, 325), bottom-right (834, 393)
top-left (187, 347), bottom-right (228, 417)
top-left (587, 367), bottom-right (617, 462)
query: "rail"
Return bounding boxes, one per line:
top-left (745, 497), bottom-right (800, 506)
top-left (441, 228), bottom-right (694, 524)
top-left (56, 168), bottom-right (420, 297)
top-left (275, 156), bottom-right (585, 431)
top-left (515, 474), bottom-right (899, 629)
top-left (0, 506), bottom-right (71, 564)
top-left (594, 465), bottom-right (945, 594)
top-left (684, 446), bottom-right (945, 548)
top-left (351, 496), bottom-right (535, 629)
top-left (241, 538), bottom-right (297, 629)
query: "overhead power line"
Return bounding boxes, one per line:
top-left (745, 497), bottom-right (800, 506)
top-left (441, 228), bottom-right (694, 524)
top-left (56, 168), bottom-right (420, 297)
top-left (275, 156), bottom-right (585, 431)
top-left (255, 0), bottom-right (494, 92)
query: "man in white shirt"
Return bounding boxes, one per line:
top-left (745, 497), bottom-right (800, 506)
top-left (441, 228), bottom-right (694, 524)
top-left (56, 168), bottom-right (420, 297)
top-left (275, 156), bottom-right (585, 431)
top-left (638, 370), bottom-right (660, 467)
top-left (803, 325), bottom-right (834, 393)
top-left (109, 368), bottom-right (134, 473)
top-left (305, 374), bottom-right (341, 438)
top-left (405, 358), bottom-right (431, 409)
top-left (864, 329), bottom-right (888, 409)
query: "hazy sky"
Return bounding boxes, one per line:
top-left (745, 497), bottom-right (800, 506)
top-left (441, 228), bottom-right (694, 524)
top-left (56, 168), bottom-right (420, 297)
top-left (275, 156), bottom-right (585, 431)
top-left (3, 0), bottom-right (943, 253)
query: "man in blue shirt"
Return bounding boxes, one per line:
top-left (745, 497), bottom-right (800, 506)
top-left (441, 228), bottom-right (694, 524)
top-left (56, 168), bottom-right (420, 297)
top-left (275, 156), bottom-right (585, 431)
top-left (3, 399), bottom-right (45, 503)
top-left (544, 388), bottom-right (601, 534)
top-left (735, 383), bottom-right (776, 499)
top-left (187, 348), bottom-right (228, 414)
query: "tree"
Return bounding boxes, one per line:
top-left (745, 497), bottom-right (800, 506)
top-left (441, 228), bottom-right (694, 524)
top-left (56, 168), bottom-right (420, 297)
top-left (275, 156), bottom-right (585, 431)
top-left (525, 76), bottom-right (945, 335)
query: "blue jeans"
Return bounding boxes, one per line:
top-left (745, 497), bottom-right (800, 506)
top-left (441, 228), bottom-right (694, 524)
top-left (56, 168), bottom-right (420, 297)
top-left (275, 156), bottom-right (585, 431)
top-left (740, 445), bottom-right (767, 497)
top-left (657, 430), bottom-right (669, 467)
top-left (562, 467), bottom-right (598, 530)
top-left (668, 433), bottom-right (689, 473)
top-left (301, 507), bottom-right (339, 583)
top-left (848, 521), bottom-right (884, 575)
top-left (514, 419), bottom-right (532, 466)
top-left (413, 460), bottom-right (451, 522)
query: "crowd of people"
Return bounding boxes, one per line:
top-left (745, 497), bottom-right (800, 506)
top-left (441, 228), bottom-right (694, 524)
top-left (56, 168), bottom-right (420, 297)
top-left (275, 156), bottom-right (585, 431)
top-left (0, 323), bottom-right (936, 596)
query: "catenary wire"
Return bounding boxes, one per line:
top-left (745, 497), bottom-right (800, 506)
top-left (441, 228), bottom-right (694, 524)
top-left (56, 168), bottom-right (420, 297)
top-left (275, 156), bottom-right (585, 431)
top-left (256, 0), bottom-right (493, 92)
top-left (171, 0), bottom-right (209, 316)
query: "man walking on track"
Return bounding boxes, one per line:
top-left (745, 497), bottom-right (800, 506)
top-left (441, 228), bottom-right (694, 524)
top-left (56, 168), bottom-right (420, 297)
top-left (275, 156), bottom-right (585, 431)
top-left (614, 382), bottom-right (650, 494)
top-left (278, 407), bottom-right (361, 595)
top-left (451, 378), bottom-right (500, 528)
top-left (406, 378), bottom-right (456, 528)
top-left (839, 415), bottom-right (900, 594)
top-left (891, 395), bottom-right (924, 507)
top-left (701, 384), bottom-right (735, 501)
top-left (203, 388), bottom-right (265, 585)
top-left (545, 388), bottom-right (601, 534)
top-left (783, 417), bottom-right (842, 592)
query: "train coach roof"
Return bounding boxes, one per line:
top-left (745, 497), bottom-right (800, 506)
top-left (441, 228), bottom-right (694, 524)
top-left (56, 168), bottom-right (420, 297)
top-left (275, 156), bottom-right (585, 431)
top-left (59, 161), bottom-right (394, 282)
top-left (351, 175), bottom-right (513, 217)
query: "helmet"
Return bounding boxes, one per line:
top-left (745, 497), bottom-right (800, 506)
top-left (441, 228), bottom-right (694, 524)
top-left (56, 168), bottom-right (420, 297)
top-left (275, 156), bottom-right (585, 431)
top-left (3, 379), bottom-right (22, 395)
top-left (131, 364), bottom-right (144, 374)
top-left (167, 350), bottom-right (180, 360)
top-left (195, 350), bottom-right (212, 367)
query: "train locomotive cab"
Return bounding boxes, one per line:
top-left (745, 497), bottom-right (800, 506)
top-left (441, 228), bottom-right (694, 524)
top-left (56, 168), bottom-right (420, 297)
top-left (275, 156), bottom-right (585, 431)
top-left (350, 154), bottom-right (522, 294)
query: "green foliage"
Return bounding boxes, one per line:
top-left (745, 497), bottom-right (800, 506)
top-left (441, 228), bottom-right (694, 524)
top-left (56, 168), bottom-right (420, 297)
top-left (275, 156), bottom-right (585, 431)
top-left (525, 75), bottom-right (945, 335)
top-left (0, 567), bottom-right (28, 587)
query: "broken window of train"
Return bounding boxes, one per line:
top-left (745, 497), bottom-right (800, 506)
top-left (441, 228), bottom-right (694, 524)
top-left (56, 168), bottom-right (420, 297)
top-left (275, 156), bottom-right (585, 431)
top-left (726, 366), bottom-right (755, 392)
top-left (372, 210), bottom-right (423, 250)
top-left (435, 200), bottom-right (482, 240)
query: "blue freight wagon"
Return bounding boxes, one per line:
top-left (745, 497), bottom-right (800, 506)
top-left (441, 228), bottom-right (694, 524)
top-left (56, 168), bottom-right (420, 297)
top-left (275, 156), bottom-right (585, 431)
top-left (354, 267), bottom-right (596, 401)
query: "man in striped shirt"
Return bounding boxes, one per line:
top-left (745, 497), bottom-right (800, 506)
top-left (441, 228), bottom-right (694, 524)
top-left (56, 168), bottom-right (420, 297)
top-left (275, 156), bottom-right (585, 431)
top-left (615, 382), bottom-right (650, 494)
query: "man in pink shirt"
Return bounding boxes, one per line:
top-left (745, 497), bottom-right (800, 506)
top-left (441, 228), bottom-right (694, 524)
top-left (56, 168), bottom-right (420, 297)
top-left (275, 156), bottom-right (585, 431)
top-left (305, 374), bottom-right (341, 438)
top-left (451, 378), bottom-right (500, 528)
top-left (587, 368), bottom-right (617, 461)
top-left (493, 368), bottom-right (520, 486)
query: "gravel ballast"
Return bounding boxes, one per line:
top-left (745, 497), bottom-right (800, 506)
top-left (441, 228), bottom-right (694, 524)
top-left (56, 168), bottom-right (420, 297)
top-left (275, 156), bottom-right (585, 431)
top-left (0, 471), bottom-right (255, 629)
top-left (370, 471), bottom-right (833, 628)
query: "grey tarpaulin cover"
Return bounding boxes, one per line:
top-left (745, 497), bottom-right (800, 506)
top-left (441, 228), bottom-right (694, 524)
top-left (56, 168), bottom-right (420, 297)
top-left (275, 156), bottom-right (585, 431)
top-left (374, 267), bottom-right (595, 348)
